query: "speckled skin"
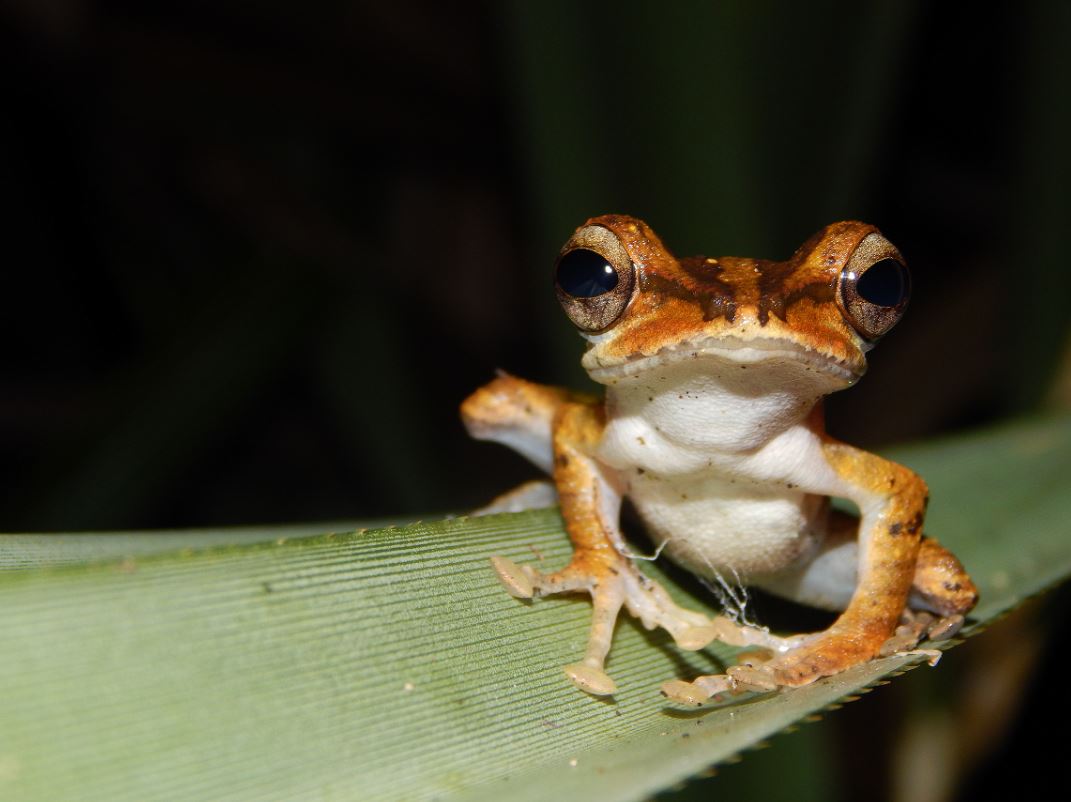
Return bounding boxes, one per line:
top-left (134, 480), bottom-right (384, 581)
top-left (461, 215), bottom-right (977, 703)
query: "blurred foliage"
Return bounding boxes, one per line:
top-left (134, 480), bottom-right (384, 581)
top-left (1, 1), bottom-right (1069, 800)
top-left (1, 0), bottom-right (1067, 533)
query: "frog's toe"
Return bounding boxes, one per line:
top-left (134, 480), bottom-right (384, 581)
top-left (893, 608), bottom-right (963, 643)
top-left (564, 662), bottom-right (617, 696)
top-left (620, 576), bottom-right (719, 645)
top-left (660, 679), bottom-right (709, 707)
top-left (672, 624), bottom-right (721, 651)
top-left (879, 611), bottom-right (963, 659)
top-left (489, 555), bottom-right (536, 598)
top-left (726, 664), bottom-right (779, 692)
top-left (926, 613), bottom-right (964, 641)
top-left (661, 674), bottom-right (736, 706)
top-left (669, 617), bottom-right (778, 652)
top-left (879, 628), bottom-right (922, 657)
top-left (879, 608), bottom-right (958, 657)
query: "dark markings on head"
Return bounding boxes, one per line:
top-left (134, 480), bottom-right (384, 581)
top-left (756, 259), bottom-right (836, 325)
top-left (640, 261), bottom-right (737, 323)
top-left (637, 250), bottom-right (836, 327)
top-left (755, 260), bottom-right (792, 324)
top-left (678, 257), bottom-right (738, 322)
top-left (781, 279), bottom-right (837, 318)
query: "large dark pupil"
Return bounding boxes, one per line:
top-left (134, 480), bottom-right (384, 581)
top-left (556, 249), bottom-right (618, 298)
top-left (856, 259), bottom-right (906, 307)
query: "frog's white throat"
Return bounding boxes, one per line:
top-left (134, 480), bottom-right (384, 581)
top-left (598, 350), bottom-right (848, 461)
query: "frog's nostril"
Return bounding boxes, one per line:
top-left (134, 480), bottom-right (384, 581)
top-left (556, 249), bottom-right (619, 298)
top-left (856, 259), bottom-right (908, 308)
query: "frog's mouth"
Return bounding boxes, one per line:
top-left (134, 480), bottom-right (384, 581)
top-left (584, 335), bottom-right (865, 386)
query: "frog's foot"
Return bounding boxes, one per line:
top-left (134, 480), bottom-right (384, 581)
top-left (879, 609), bottom-right (965, 656)
top-left (665, 607), bottom-right (970, 705)
top-left (657, 618), bottom-right (808, 705)
top-left (490, 554), bottom-right (719, 696)
top-left (663, 628), bottom-right (891, 706)
top-left (755, 632), bottom-right (881, 687)
top-left (660, 650), bottom-right (780, 706)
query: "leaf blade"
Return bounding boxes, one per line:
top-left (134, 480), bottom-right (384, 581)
top-left (0, 416), bottom-right (1068, 801)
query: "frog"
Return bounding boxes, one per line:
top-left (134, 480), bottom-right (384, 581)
top-left (460, 214), bottom-right (977, 705)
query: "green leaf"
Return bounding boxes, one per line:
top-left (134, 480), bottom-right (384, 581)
top-left (1, 416), bottom-right (1069, 801)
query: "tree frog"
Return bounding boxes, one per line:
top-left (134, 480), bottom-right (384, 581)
top-left (461, 215), bottom-right (977, 705)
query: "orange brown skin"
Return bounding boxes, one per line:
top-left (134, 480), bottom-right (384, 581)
top-left (463, 214), bottom-right (978, 700)
top-left (913, 537), bottom-right (980, 616)
top-left (580, 215), bottom-right (877, 377)
top-left (768, 439), bottom-right (930, 684)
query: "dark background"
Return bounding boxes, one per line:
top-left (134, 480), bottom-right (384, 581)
top-left (3, 2), bottom-right (1069, 800)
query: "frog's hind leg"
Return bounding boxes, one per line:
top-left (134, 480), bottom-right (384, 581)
top-left (461, 372), bottom-right (589, 474)
top-left (466, 375), bottom-right (730, 696)
top-left (662, 507), bottom-right (978, 707)
top-left (751, 509), bottom-right (976, 656)
top-left (473, 480), bottom-right (558, 516)
top-left (490, 400), bottom-right (721, 696)
top-left (758, 507), bottom-right (976, 621)
top-left (462, 373), bottom-right (576, 515)
top-left (909, 535), bottom-right (979, 618)
top-left (754, 510), bottom-right (977, 625)
top-left (880, 533), bottom-right (979, 654)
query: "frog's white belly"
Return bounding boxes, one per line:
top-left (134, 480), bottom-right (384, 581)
top-left (595, 358), bottom-right (845, 578)
top-left (628, 471), bottom-right (825, 578)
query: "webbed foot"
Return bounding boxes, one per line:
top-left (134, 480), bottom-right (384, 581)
top-left (490, 553), bottom-right (719, 696)
top-left (879, 609), bottom-right (965, 656)
top-left (660, 649), bottom-right (782, 705)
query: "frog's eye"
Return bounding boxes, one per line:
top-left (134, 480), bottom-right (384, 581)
top-left (557, 249), bottom-right (618, 298)
top-left (838, 233), bottom-right (910, 340)
top-left (554, 225), bottom-right (636, 332)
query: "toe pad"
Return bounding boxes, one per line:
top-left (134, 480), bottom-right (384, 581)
top-left (564, 662), bottom-right (617, 696)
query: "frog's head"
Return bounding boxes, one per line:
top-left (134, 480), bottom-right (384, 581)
top-left (554, 214), bottom-right (909, 389)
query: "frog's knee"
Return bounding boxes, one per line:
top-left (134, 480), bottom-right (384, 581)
top-left (461, 375), bottom-right (577, 472)
top-left (460, 375), bottom-right (540, 435)
top-left (909, 537), bottom-right (978, 617)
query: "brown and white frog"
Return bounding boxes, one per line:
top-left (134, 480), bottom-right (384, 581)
top-left (461, 215), bottom-right (977, 705)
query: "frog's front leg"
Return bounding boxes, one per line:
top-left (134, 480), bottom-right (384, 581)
top-left (756, 440), bottom-right (929, 686)
top-left (488, 399), bottom-right (723, 696)
top-left (662, 439), bottom-right (938, 706)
